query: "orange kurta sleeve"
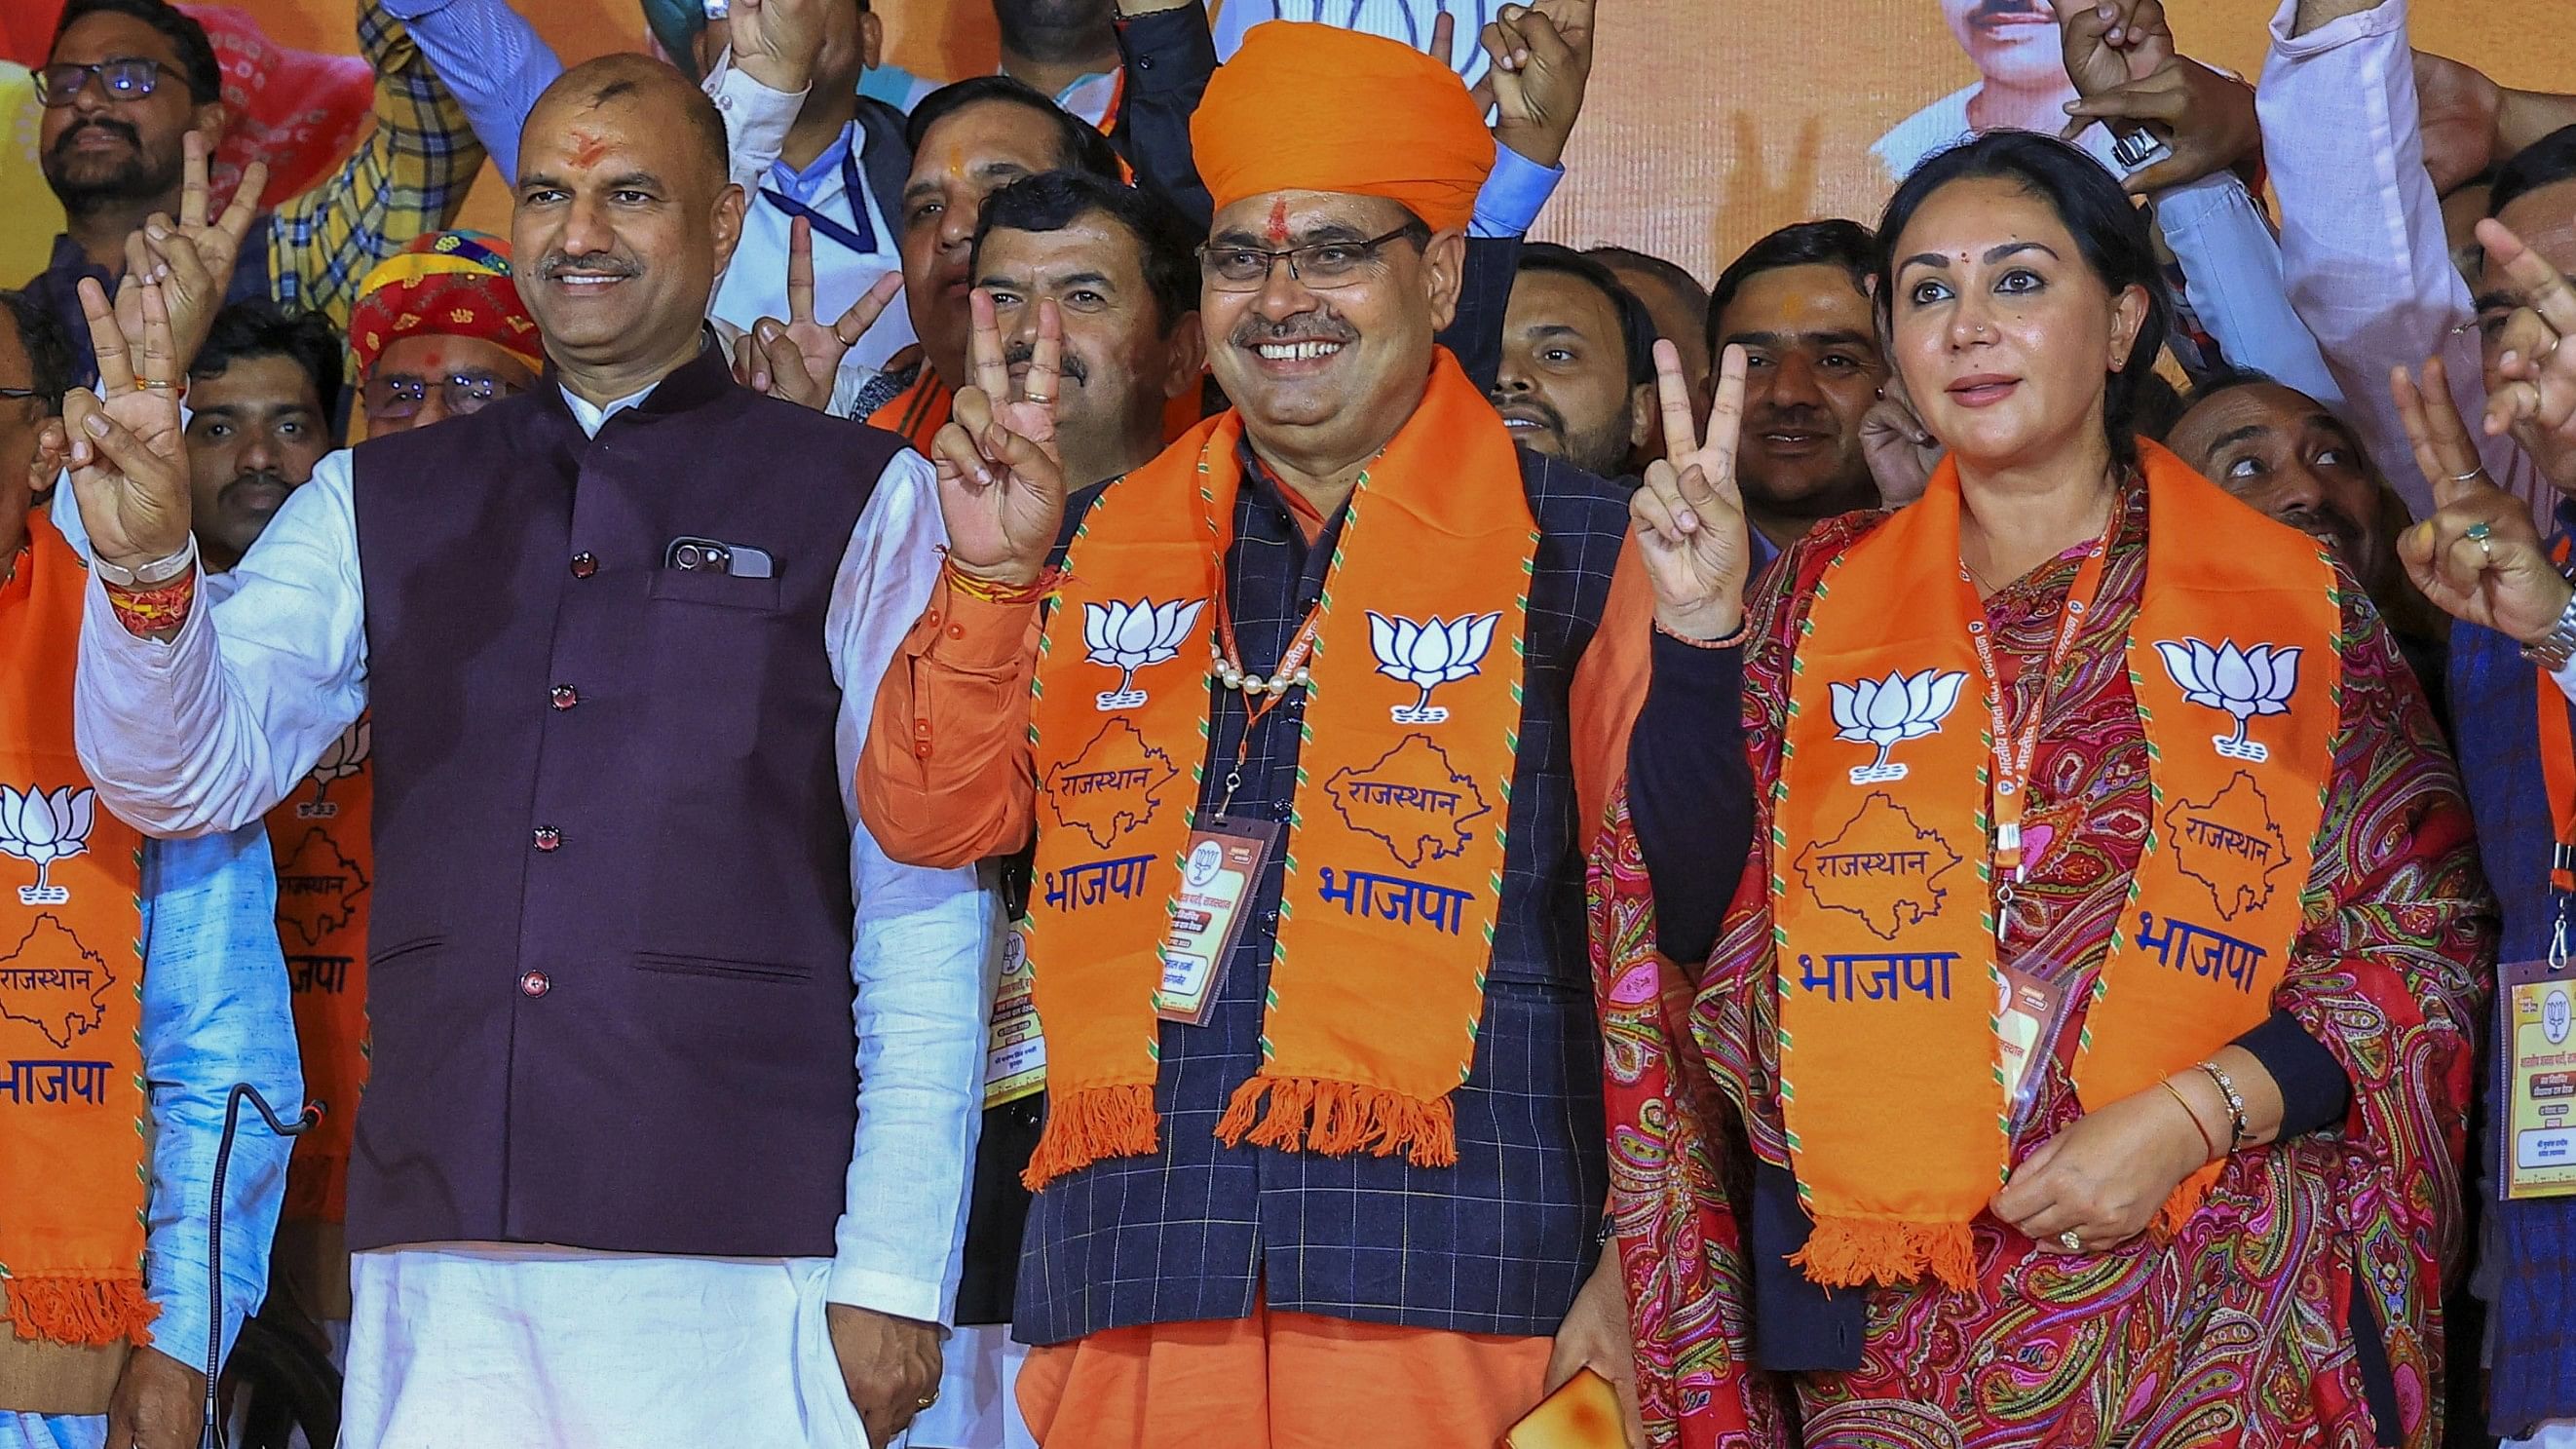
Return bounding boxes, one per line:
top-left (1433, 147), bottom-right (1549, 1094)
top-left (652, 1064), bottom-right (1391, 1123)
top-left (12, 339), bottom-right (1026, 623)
top-left (856, 573), bottom-right (1046, 868)
top-left (1569, 534), bottom-right (1654, 857)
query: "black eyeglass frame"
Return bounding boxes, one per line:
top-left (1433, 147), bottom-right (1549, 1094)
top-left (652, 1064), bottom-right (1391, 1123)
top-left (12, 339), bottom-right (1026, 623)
top-left (33, 57), bottom-right (170, 107)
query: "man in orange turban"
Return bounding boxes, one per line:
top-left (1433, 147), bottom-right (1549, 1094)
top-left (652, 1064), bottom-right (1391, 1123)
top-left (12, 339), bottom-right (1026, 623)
top-left (853, 18), bottom-right (1709, 1449)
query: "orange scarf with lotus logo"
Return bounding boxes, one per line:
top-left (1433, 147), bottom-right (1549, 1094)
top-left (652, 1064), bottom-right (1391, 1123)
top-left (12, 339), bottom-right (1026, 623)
top-left (1771, 442), bottom-right (2342, 1289)
top-left (1019, 350), bottom-right (1534, 1189)
top-left (268, 717), bottom-right (372, 1225)
top-left (0, 515), bottom-right (157, 1349)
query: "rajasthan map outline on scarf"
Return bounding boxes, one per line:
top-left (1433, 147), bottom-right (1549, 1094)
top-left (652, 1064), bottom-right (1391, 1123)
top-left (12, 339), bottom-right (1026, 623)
top-left (1021, 349), bottom-right (1535, 1188)
top-left (0, 515), bottom-right (156, 1349)
top-left (1771, 441), bottom-right (2342, 1288)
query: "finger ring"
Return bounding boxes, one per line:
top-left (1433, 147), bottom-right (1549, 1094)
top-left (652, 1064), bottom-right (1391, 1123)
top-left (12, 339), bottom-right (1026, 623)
top-left (2058, 1229), bottom-right (2083, 1252)
top-left (915, 1393), bottom-right (940, 1409)
top-left (133, 378), bottom-right (174, 391)
top-left (2465, 520), bottom-right (2494, 540)
top-left (1023, 393), bottom-right (1053, 406)
top-left (2452, 467), bottom-right (2489, 484)
top-left (830, 326), bottom-right (857, 349)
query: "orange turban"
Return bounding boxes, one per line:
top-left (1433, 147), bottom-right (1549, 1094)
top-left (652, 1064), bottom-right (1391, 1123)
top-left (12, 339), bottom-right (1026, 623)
top-left (1193, 21), bottom-right (1494, 234)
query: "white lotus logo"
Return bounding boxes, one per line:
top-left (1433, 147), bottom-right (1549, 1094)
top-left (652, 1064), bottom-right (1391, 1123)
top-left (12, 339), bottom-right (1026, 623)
top-left (1829, 668), bottom-right (1969, 783)
top-left (1083, 598), bottom-right (1206, 709)
top-left (0, 784), bottom-right (96, 905)
top-left (2154, 638), bottom-right (2300, 762)
top-left (1369, 611), bottom-right (1500, 724)
top-left (310, 719), bottom-right (371, 786)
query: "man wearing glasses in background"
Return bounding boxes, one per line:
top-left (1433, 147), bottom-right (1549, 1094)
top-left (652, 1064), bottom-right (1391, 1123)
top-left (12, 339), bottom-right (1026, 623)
top-left (345, 231), bottom-right (545, 439)
top-left (22, 0), bottom-right (485, 385)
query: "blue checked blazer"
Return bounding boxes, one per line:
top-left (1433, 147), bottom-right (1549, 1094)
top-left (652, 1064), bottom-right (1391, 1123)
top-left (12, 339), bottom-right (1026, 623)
top-left (1012, 442), bottom-right (1627, 1346)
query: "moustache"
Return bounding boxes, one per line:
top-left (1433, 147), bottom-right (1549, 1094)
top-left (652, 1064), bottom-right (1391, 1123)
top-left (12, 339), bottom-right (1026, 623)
top-left (1230, 309), bottom-right (1359, 350)
top-left (1490, 393), bottom-right (1566, 435)
top-left (2276, 504), bottom-right (2360, 546)
top-left (50, 117), bottom-right (139, 161)
top-left (1004, 341), bottom-right (1086, 387)
top-left (540, 252), bottom-right (639, 280)
top-left (220, 470), bottom-right (292, 506)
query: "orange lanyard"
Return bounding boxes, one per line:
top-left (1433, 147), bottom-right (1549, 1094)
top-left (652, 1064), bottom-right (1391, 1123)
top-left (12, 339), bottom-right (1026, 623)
top-left (1959, 530), bottom-right (2112, 890)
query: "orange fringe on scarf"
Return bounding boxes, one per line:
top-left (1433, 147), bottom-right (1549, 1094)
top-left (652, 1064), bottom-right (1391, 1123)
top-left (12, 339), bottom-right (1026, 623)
top-left (1023, 1084), bottom-right (1160, 1191)
top-left (6, 1277), bottom-right (158, 1348)
top-left (1213, 1078), bottom-right (1458, 1166)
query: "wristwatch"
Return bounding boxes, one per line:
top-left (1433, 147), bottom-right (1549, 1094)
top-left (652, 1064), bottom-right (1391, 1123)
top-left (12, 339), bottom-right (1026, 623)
top-left (92, 537), bottom-right (197, 590)
top-left (2521, 581), bottom-right (2576, 672)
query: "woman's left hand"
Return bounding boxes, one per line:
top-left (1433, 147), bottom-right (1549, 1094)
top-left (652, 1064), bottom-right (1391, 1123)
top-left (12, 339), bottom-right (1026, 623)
top-left (1989, 1084), bottom-right (2210, 1252)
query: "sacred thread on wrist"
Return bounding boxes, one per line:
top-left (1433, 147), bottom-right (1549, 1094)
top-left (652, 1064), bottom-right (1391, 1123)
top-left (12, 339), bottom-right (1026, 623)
top-left (107, 572), bottom-right (196, 635)
top-left (939, 553), bottom-right (1062, 607)
top-left (2159, 1077), bottom-right (2217, 1163)
top-left (1655, 614), bottom-right (1751, 650)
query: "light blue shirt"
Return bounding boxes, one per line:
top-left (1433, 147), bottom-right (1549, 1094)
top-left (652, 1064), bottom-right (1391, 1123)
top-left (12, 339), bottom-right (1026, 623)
top-left (1471, 142), bottom-right (1563, 239)
top-left (0, 821), bottom-right (299, 1447)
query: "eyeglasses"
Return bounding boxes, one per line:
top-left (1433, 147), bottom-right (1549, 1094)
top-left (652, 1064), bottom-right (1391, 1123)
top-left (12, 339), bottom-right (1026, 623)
top-left (363, 371), bottom-right (523, 421)
top-left (1195, 226), bottom-right (1422, 292)
top-left (33, 59), bottom-right (168, 107)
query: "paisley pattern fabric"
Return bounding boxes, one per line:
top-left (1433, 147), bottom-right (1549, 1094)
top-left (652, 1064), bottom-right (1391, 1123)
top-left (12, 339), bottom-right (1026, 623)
top-left (1588, 484), bottom-right (2496, 1448)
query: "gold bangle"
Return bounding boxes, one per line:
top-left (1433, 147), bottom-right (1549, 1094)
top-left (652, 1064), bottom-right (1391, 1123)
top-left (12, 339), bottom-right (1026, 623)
top-left (2159, 1078), bottom-right (2216, 1163)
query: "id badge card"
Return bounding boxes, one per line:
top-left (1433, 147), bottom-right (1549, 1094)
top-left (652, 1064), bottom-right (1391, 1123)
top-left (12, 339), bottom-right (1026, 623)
top-left (983, 931), bottom-right (1044, 1110)
top-left (1995, 965), bottom-right (2069, 1130)
top-left (1155, 817), bottom-right (1280, 1027)
top-left (2501, 958), bottom-right (2576, 1200)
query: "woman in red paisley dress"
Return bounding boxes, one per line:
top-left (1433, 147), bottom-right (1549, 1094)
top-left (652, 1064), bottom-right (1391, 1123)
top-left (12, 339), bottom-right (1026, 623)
top-left (1589, 132), bottom-right (2494, 1449)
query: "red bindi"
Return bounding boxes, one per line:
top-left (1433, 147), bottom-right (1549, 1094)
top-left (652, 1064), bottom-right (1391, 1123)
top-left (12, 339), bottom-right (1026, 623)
top-left (1264, 199), bottom-right (1290, 247)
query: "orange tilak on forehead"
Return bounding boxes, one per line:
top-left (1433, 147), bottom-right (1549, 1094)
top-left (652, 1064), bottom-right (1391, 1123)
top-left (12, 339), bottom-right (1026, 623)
top-left (566, 130), bottom-right (609, 169)
top-left (1265, 199), bottom-right (1290, 247)
top-left (944, 145), bottom-right (966, 180)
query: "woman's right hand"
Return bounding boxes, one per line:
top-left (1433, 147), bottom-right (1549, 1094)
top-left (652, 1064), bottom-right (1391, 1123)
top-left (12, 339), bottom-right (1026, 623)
top-left (930, 290), bottom-right (1068, 589)
top-left (1631, 339), bottom-right (1752, 640)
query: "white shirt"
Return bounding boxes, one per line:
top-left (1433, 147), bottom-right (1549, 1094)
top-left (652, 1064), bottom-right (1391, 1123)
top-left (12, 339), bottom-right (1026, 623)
top-left (69, 384), bottom-right (995, 1336)
top-left (704, 58), bottom-right (919, 374)
top-left (1210, 0), bottom-right (1496, 84)
top-left (2257, 0), bottom-right (2557, 528)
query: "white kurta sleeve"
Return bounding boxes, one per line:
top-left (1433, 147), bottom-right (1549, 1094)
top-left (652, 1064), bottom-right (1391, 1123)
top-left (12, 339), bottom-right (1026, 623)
top-left (822, 447), bottom-right (1001, 1324)
top-left (73, 452), bottom-right (369, 838)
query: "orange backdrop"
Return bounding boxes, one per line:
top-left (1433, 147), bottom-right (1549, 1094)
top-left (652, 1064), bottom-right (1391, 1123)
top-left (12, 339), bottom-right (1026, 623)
top-left (8, 0), bottom-right (2574, 287)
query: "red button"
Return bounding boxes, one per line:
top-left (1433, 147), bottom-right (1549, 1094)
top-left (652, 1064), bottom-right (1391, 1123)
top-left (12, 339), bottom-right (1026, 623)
top-left (519, 971), bottom-right (550, 998)
top-left (570, 553), bottom-right (598, 579)
top-left (532, 825), bottom-right (561, 852)
top-left (550, 684), bottom-right (579, 710)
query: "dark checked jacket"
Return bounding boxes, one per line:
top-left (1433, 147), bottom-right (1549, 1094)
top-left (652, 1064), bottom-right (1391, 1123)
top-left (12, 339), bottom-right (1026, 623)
top-left (862, 439), bottom-right (1741, 1345)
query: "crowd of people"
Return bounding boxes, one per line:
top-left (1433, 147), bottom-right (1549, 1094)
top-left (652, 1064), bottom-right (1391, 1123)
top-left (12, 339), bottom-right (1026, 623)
top-left (2, 0), bottom-right (2575, 1445)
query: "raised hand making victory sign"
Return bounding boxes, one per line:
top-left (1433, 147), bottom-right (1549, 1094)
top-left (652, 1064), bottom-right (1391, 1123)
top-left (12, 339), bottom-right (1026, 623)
top-left (63, 275), bottom-right (193, 588)
top-left (733, 214), bottom-right (903, 410)
top-left (1631, 338), bottom-right (1754, 640)
top-left (931, 287), bottom-right (1068, 588)
top-left (2391, 353), bottom-right (2574, 641)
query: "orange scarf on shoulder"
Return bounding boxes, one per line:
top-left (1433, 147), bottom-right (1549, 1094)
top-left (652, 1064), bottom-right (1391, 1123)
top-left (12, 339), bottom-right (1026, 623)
top-left (1021, 349), bottom-right (1534, 1188)
top-left (868, 355), bottom-right (953, 454)
top-left (270, 719), bottom-right (373, 1225)
top-left (0, 515), bottom-right (156, 1348)
top-left (1773, 442), bottom-right (2342, 1288)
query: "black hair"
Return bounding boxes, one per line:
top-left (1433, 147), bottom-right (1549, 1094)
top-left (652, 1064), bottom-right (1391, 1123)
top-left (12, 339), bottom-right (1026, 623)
top-left (1516, 243), bottom-right (1655, 388)
top-left (51, 0), bottom-right (221, 104)
top-left (1706, 218), bottom-right (1876, 360)
top-left (905, 75), bottom-right (1123, 183)
top-left (2132, 367), bottom-right (2186, 444)
top-left (971, 169), bottom-right (1199, 334)
top-left (0, 292), bottom-right (76, 417)
top-left (2489, 123), bottom-right (2576, 224)
top-left (2178, 362), bottom-right (2283, 408)
top-left (189, 300), bottom-right (346, 426)
top-left (1874, 131), bottom-right (2174, 467)
top-left (1584, 245), bottom-right (1709, 313)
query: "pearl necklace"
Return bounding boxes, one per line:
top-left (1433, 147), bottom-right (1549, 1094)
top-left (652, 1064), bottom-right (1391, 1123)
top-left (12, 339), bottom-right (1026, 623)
top-left (1209, 647), bottom-right (1311, 697)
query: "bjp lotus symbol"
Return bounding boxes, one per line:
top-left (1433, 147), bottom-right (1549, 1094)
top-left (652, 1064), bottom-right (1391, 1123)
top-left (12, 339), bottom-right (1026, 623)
top-left (298, 719), bottom-right (372, 818)
top-left (1369, 611), bottom-right (1500, 724)
top-left (1083, 598), bottom-right (1205, 709)
top-left (1829, 668), bottom-right (1969, 783)
top-left (2154, 639), bottom-right (2300, 763)
top-left (0, 785), bottom-right (95, 905)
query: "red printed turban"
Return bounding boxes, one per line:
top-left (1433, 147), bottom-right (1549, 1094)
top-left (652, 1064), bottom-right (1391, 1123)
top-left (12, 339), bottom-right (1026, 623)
top-left (349, 231), bottom-right (545, 380)
top-left (1192, 21), bottom-right (1494, 234)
